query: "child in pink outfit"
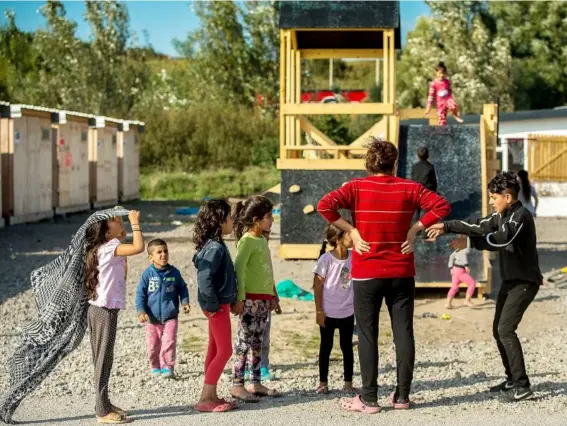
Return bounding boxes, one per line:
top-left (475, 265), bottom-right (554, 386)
top-left (446, 246), bottom-right (476, 308)
top-left (425, 62), bottom-right (464, 126)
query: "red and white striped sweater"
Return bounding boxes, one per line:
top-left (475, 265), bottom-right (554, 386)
top-left (317, 175), bottom-right (451, 279)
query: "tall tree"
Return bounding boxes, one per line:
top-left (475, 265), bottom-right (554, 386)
top-left (397, 1), bottom-right (513, 114)
top-left (490, 1), bottom-right (567, 110)
top-left (84, 0), bottom-right (150, 116)
top-left (0, 10), bottom-right (38, 102)
top-left (33, 0), bottom-right (89, 110)
top-left (174, 1), bottom-right (279, 108)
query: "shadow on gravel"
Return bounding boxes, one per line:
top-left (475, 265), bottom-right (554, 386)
top-left (21, 405), bottom-right (192, 424)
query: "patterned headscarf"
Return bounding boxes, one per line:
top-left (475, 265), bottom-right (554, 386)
top-left (0, 206), bottom-right (130, 424)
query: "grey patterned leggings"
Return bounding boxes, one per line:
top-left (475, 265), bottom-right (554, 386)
top-left (232, 300), bottom-right (270, 385)
top-left (87, 305), bottom-right (119, 417)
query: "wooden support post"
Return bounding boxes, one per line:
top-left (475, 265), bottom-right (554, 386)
top-left (384, 34), bottom-right (389, 105)
top-left (295, 50), bottom-right (301, 152)
top-left (285, 31), bottom-right (292, 154)
top-left (279, 29), bottom-right (286, 160)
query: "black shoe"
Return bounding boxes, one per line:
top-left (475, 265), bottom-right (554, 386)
top-left (489, 380), bottom-right (514, 393)
top-left (499, 387), bottom-right (533, 403)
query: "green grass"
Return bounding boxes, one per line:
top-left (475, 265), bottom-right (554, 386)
top-left (140, 166), bottom-right (280, 200)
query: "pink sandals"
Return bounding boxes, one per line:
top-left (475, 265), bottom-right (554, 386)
top-left (339, 395), bottom-right (382, 414)
top-left (388, 391), bottom-right (411, 409)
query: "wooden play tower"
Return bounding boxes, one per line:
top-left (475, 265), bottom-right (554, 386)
top-left (278, 1), bottom-right (400, 168)
top-left (276, 1), bottom-right (499, 298)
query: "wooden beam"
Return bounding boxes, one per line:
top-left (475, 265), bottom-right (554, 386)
top-left (291, 29), bottom-right (297, 50)
top-left (301, 49), bottom-right (383, 59)
top-left (279, 30), bottom-right (286, 159)
top-left (277, 158), bottom-right (365, 170)
top-left (398, 108), bottom-right (439, 125)
top-left (285, 30), bottom-right (292, 150)
top-left (283, 103), bottom-right (395, 115)
top-left (285, 145), bottom-right (359, 151)
top-left (280, 244), bottom-right (322, 260)
top-left (294, 28), bottom-right (389, 32)
top-left (298, 116), bottom-right (336, 146)
top-left (349, 118), bottom-right (387, 148)
top-left (295, 50), bottom-right (301, 150)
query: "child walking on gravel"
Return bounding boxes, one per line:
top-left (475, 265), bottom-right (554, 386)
top-left (85, 210), bottom-right (145, 424)
top-left (446, 246), bottom-right (476, 308)
top-left (427, 172), bottom-right (542, 403)
top-left (313, 223), bottom-right (355, 395)
top-left (193, 200), bottom-right (238, 413)
top-left (231, 195), bottom-right (281, 403)
top-left (136, 239), bottom-right (190, 379)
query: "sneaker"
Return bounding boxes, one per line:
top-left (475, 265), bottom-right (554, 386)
top-left (161, 367), bottom-right (175, 379)
top-left (151, 368), bottom-right (161, 376)
top-left (489, 380), bottom-right (514, 393)
top-left (499, 386), bottom-right (533, 403)
top-left (260, 367), bottom-right (273, 382)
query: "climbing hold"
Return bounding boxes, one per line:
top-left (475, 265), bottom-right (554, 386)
top-left (303, 204), bottom-right (315, 214)
top-left (289, 184), bottom-right (301, 193)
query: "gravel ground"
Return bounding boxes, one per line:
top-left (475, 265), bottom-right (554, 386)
top-left (1, 203), bottom-right (566, 425)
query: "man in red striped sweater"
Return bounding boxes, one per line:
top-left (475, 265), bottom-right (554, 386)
top-left (317, 138), bottom-right (451, 413)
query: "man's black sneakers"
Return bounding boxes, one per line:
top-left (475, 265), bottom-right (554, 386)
top-left (489, 380), bottom-right (514, 393)
top-left (499, 387), bottom-right (533, 403)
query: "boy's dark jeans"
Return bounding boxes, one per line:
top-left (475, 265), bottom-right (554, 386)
top-left (353, 277), bottom-right (415, 403)
top-left (493, 280), bottom-right (539, 388)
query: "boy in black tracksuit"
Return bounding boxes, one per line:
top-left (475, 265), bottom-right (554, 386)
top-left (426, 171), bottom-right (542, 402)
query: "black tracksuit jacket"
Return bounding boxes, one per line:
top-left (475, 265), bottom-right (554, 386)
top-left (443, 201), bottom-right (542, 285)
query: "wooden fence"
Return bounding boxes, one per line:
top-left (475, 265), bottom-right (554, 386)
top-left (527, 135), bottom-right (567, 182)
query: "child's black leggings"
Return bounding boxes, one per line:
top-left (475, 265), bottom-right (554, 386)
top-left (319, 314), bottom-right (355, 383)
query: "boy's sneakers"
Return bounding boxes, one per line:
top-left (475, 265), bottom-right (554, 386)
top-left (151, 368), bottom-right (161, 377)
top-left (489, 380), bottom-right (514, 393)
top-left (161, 367), bottom-right (175, 379)
top-left (499, 386), bottom-right (533, 403)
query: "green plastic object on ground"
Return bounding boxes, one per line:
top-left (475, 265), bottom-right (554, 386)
top-left (276, 279), bottom-right (314, 301)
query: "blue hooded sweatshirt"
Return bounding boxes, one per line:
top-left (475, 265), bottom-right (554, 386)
top-left (135, 264), bottom-right (189, 324)
top-left (192, 239), bottom-right (237, 313)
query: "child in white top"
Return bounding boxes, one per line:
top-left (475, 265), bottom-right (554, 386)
top-left (84, 210), bottom-right (145, 424)
top-left (313, 223), bottom-right (355, 394)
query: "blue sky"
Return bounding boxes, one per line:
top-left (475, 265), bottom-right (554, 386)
top-left (2, 1), bottom-right (430, 57)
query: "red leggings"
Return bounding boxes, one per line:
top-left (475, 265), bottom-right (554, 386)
top-left (204, 304), bottom-right (233, 385)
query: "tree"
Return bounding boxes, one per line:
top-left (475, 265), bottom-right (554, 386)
top-left (0, 10), bottom-right (38, 102)
top-left (397, 1), bottom-right (514, 114)
top-left (174, 1), bottom-right (279, 108)
top-left (33, 1), bottom-right (89, 110)
top-left (490, 1), bottom-right (567, 110)
top-left (84, 0), bottom-right (150, 116)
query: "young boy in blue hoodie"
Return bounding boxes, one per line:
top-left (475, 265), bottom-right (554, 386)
top-left (136, 239), bottom-right (190, 378)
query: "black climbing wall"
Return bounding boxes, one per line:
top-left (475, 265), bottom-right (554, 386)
top-left (398, 125), bottom-right (484, 282)
top-left (280, 125), bottom-right (485, 283)
top-left (281, 170), bottom-right (365, 244)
